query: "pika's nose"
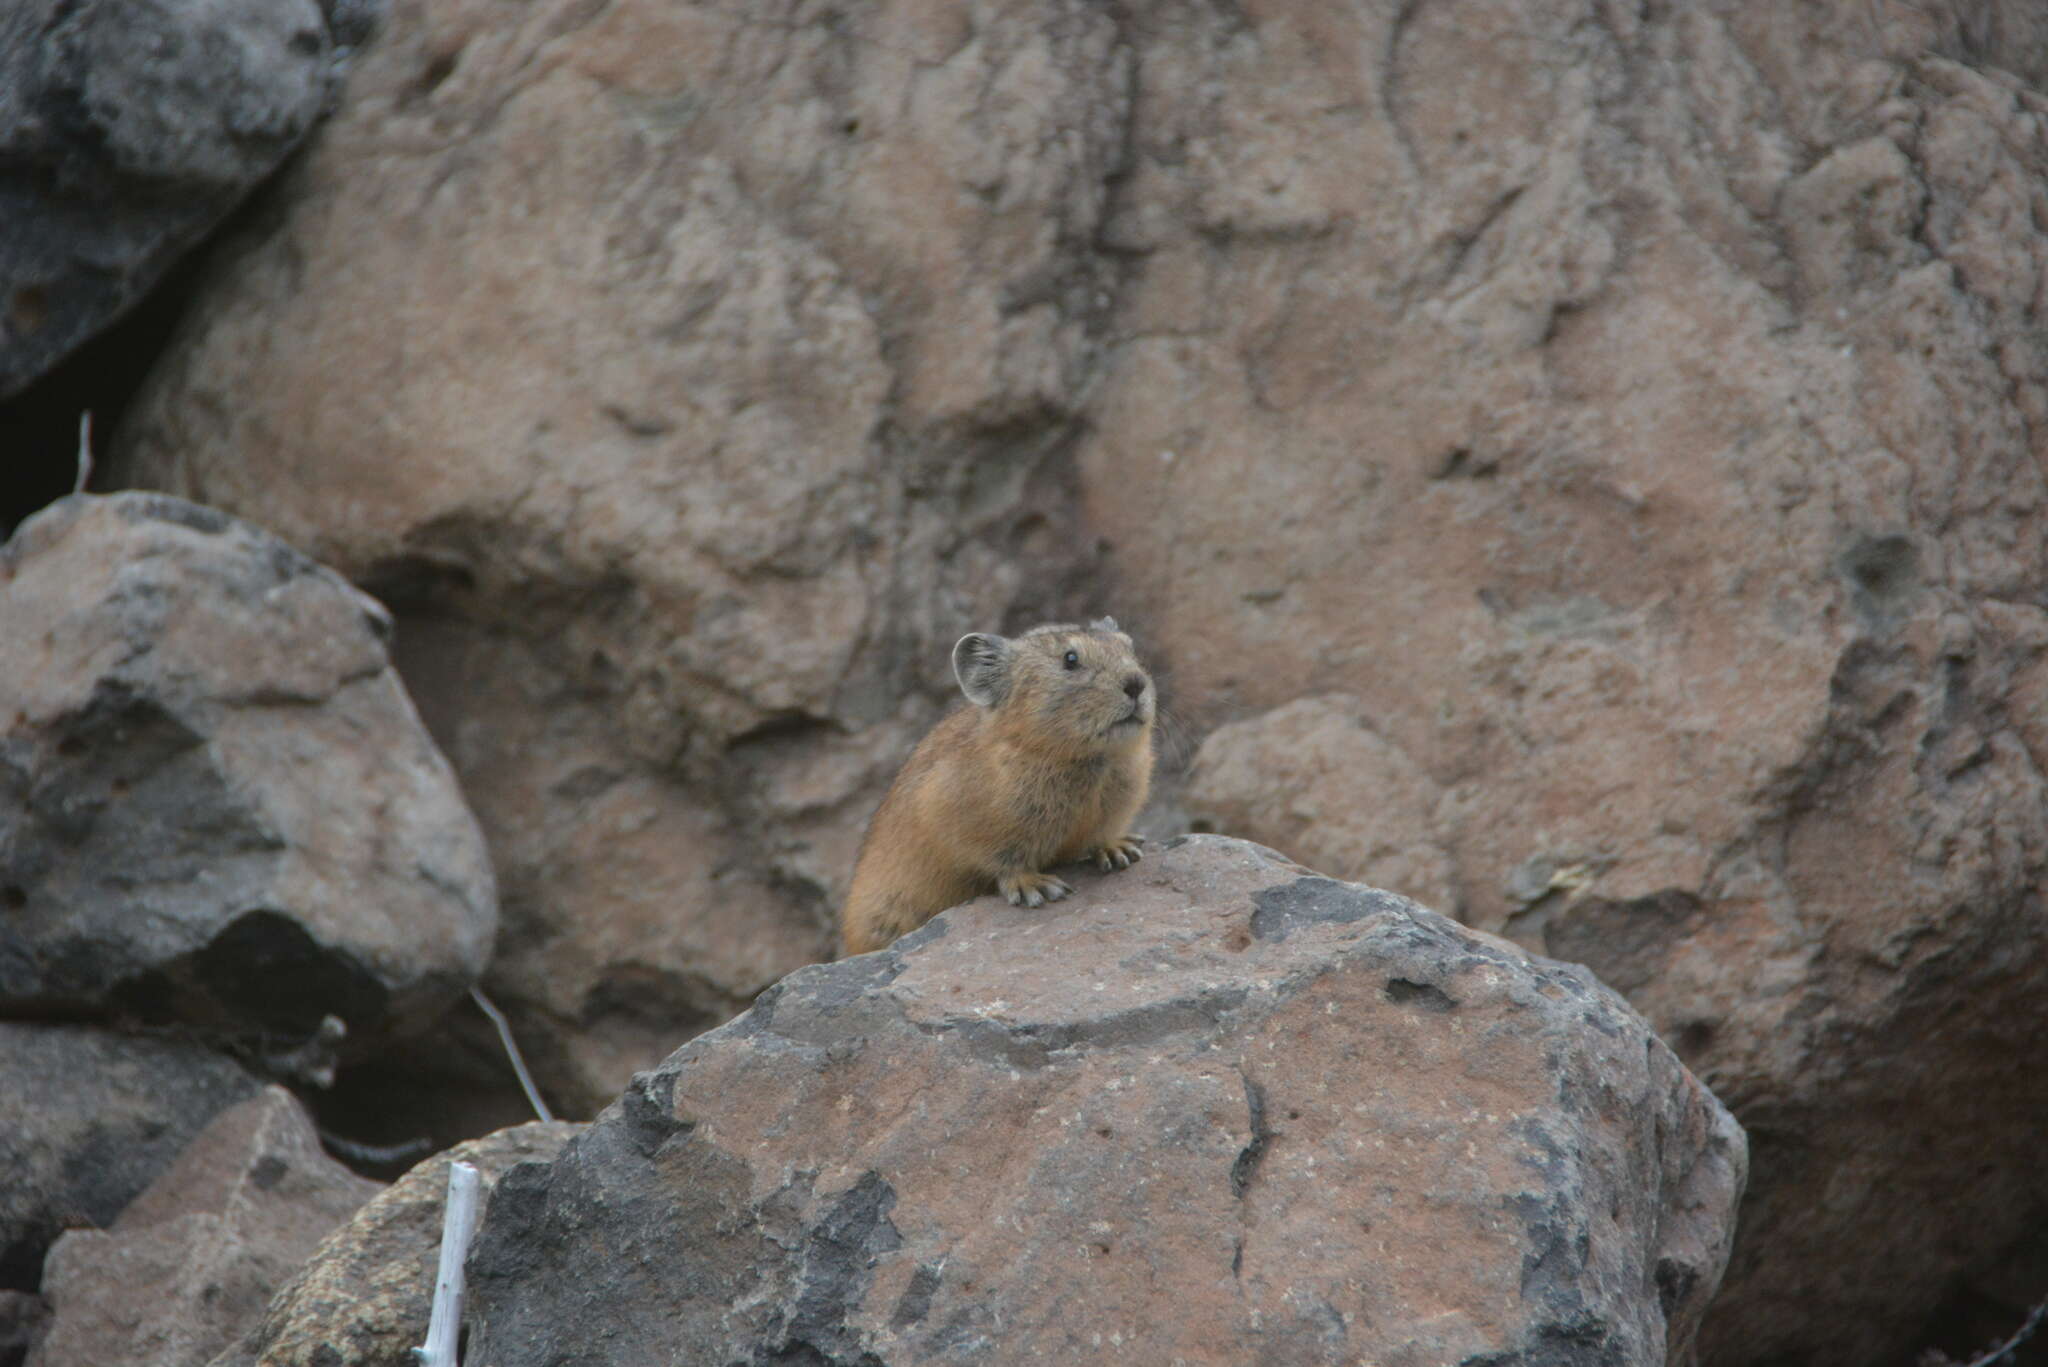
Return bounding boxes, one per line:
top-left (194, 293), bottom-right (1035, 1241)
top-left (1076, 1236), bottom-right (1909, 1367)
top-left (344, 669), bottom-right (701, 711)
top-left (1123, 673), bottom-right (1148, 700)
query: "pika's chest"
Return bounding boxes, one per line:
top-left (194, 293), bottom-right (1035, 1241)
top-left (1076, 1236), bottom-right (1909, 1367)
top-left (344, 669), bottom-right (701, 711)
top-left (1021, 757), bottom-right (1127, 845)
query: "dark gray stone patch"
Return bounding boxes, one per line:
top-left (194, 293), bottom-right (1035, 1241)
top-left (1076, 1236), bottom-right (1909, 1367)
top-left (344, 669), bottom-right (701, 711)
top-left (918, 985), bottom-right (1254, 1071)
top-left (888, 1262), bottom-right (942, 1330)
top-left (1251, 876), bottom-right (1406, 941)
top-left (122, 494), bottom-right (231, 536)
top-left (0, 0), bottom-right (340, 397)
top-left (1229, 1071), bottom-right (1270, 1198)
top-left (738, 954), bottom-right (907, 1046)
top-left (1384, 977), bottom-right (1455, 1011)
top-left (617, 1067), bottom-right (689, 1159)
top-left (0, 1023), bottom-right (262, 1288)
top-left (755, 1172), bottom-right (902, 1366)
top-left (890, 916), bottom-right (950, 951)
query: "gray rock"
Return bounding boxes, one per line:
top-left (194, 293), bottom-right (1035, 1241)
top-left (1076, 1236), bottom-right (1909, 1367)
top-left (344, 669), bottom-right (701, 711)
top-left (0, 1023), bottom-right (263, 1290)
top-left (0, 1291), bottom-right (50, 1367)
top-left (0, 493), bottom-right (497, 1045)
top-left (209, 1121), bottom-right (579, 1367)
top-left (29, 1087), bottom-right (381, 1367)
top-left (466, 836), bottom-right (1746, 1367)
top-left (0, 0), bottom-right (337, 398)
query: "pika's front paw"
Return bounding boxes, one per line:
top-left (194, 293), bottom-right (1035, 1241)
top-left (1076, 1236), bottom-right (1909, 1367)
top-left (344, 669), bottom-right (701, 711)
top-left (999, 871), bottom-right (1073, 908)
top-left (1093, 835), bottom-right (1146, 873)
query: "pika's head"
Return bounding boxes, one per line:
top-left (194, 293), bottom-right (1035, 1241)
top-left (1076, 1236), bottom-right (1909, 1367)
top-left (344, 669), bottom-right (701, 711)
top-left (952, 616), bottom-right (1155, 749)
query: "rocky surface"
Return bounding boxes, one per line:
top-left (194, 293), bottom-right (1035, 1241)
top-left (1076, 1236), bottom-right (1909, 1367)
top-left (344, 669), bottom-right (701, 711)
top-left (464, 836), bottom-right (1745, 1367)
top-left (0, 0), bottom-right (352, 399)
top-left (0, 1023), bottom-right (264, 1291)
top-left (1112, 9), bottom-right (2048, 1362)
top-left (29, 1087), bottom-right (380, 1367)
top-left (212, 1120), bottom-right (578, 1367)
top-left (108, 0), bottom-right (1126, 1115)
top-left (94, 0), bottom-right (2048, 1359)
top-left (0, 492), bottom-right (497, 1045)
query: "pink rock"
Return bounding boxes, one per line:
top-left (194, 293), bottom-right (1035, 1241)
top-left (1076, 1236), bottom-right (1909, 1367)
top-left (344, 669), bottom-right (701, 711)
top-left (466, 836), bottom-right (1744, 1367)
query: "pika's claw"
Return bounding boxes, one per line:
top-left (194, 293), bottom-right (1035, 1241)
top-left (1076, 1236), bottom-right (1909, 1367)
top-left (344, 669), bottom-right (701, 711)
top-left (1000, 871), bottom-right (1073, 908)
top-left (1094, 836), bottom-right (1146, 873)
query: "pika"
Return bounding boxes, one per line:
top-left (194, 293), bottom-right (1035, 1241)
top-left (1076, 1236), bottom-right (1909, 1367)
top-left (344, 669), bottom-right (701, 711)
top-left (838, 617), bottom-right (1156, 956)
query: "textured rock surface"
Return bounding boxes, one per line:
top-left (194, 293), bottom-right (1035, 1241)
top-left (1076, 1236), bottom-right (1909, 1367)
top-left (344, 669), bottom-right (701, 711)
top-left (0, 0), bottom-right (346, 398)
top-left (1188, 695), bottom-right (1459, 914)
top-left (109, 0), bottom-right (1126, 1113)
top-left (98, 0), bottom-right (2048, 1358)
top-left (0, 1023), bottom-right (263, 1290)
top-left (0, 493), bottom-right (496, 1044)
top-left (1111, 8), bottom-right (2048, 1363)
top-left (211, 1120), bottom-right (578, 1367)
top-left (30, 1087), bottom-right (380, 1367)
top-left (466, 836), bottom-right (1745, 1367)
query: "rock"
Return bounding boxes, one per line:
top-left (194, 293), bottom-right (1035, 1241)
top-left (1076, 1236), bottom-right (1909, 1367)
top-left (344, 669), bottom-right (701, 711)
top-left (0, 0), bottom-right (342, 398)
top-left (29, 1087), bottom-right (380, 1367)
top-left (0, 1292), bottom-right (49, 1367)
top-left (465, 836), bottom-right (1745, 1367)
top-left (1084, 8), bottom-right (2048, 1364)
top-left (0, 1023), bottom-right (263, 1290)
top-left (211, 1120), bottom-right (578, 1367)
top-left (1187, 695), bottom-right (1458, 914)
top-left (108, 0), bottom-right (1127, 1112)
top-left (97, 0), bottom-right (2048, 1357)
top-left (0, 492), bottom-right (497, 1045)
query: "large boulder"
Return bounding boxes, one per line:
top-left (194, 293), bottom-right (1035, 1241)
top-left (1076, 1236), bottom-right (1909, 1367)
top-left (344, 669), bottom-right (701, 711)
top-left (29, 1087), bottom-right (381, 1367)
top-left (97, 0), bottom-right (2048, 1358)
top-left (0, 1023), bottom-right (264, 1290)
top-left (0, 0), bottom-right (354, 399)
top-left (0, 493), bottom-right (497, 1045)
top-left (1115, 6), bottom-right (2048, 1363)
top-left (107, 0), bottom-right (1126, 1112)
top-left (465, 836), bottom-right (1745, 1367)
top-left (210, 1120), bottom-right (579, 1367)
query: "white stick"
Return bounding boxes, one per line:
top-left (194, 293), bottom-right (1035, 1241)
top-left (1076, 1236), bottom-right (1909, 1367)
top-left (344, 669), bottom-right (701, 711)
top-left (471, 986), bottom-right (554, 1123)
top-left (73, 412), bottom-right (93, 494)
top-left (414, 1160), bottom-right (483, 1367)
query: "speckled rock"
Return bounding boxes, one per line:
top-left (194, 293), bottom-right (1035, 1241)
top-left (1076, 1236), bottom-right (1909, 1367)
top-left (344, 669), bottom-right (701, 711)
top-left (0, 492), bottom-right (496, 1044)
top-left (1094, 6), bottom-right (2048, 1362)
top-left (30, 1087), bottom-right (381, 1367)
top-left (0, 1023), bottom-right (263, 1290)
top-left (0, 0), bottom-right (344, 397)
top-left (209, 1121), bottom-right (579, 1367)
top-left (94, 0), bottom-right (2048, 1355)
top-left (106, 0), bottom-right (1127, 1116)
top-left (466, 836), bottom-right (1744, 1367)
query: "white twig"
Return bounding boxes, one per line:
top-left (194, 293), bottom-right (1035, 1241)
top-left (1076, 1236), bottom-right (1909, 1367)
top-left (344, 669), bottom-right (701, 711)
top-left (471, 986), bottom-right (553, 1123)
top-left (413, 1160), bottom-right (482, 1367)
top-left (73, 412), bottom-right (93, 494)
top-left (1960, 1296), bottom-right (2048, 1367)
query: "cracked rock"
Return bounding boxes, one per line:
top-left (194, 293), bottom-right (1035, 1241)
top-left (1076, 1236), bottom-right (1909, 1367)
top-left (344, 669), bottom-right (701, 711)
top-left (1115, 8), bottom-right (2048, 1363)
top-left (466, 836), bottom-right (1744, 1366)
top-left (210, 1120), bottom-right (578, 1367)
top-left (0, 0), bottom-right (344, 397)
top-left (0, 1022), bottom-right (264, 1292)
top-left (105, 0), bottom-right (1131, 1114)
top-left (0, 493), bottom-right (496, 1045)
top-left (29, 1087), bottom-right (380, 1367)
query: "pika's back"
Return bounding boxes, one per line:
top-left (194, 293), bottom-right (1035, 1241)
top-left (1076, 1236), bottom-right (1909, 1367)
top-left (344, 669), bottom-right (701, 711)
top-left (839, 616), bottom-right (1156, 955)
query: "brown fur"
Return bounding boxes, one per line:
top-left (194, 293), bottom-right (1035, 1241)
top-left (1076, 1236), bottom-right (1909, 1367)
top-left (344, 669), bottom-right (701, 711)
top-left (838, 617), bottom-right (1156, 956)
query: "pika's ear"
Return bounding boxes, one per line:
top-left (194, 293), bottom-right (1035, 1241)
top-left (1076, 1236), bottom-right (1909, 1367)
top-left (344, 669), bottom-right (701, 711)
top-left (1089, 615), bottom-right (1121, 634)
top-left (953, 633), bottom-right (1013, 707)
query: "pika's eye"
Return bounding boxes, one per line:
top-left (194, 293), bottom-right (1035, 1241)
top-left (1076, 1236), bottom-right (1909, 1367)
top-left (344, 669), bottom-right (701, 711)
top-left (1063, 650), bottom-right (1080, 670)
